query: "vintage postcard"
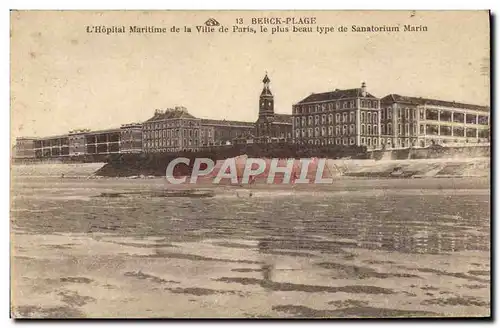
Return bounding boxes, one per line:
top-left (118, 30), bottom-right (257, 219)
top-left (10, 10), bottom-right (490, 319)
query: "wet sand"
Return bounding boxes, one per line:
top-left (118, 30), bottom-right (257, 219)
top-left (10, 170), bottom-right (490, 318)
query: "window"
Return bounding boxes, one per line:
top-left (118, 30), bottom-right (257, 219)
top-left (295, 129), bottom-right (300, 138)
top-left (336, 113), bottom-right (341, 122)
top-left (381, 124), bottom-right (386, 134)
top-left (361, 137), bottom-right (365, 145)
top-left (367, 125), bottom-right (372, 135)
top-left (315, 115), bottom-right (319, 125)
top-left (381, 110), bottom-right (386, 120)
top-left (388, 123), bottom-right (392, 135)
top-left (361, 112), bottom-right (365, 123)
top-left (373, 112), bottom-right (378, 123)
top-left (349, 124), bottom-right (355, 134)
top-left (328, 114), bottom-right (333, 124)
top-left (373, 125), bottom-right (378, 134)
top-left (350, 138), bottom-right (355, 145)
top-left (322, 114), bottom-right (326, 124)
top-left (343, 102), bottom-right (347, 109)
top-left (321, 127), bottom-right (326, 136)
top-left (302, 117), bottom-right (307, 126)
top-left (368, 112), bottom-right (372, 123)
top-left (328, 103), bottom-right (334, 110)
top-left (367, 138), bottom-right (372, 146)
top-left (295, 117), bottom-right (300, 125)
top-left (398, 109), bottom-right (401, 119)
top-left (398, 124), bottom-right (402, 135)
top-left (335, 126), bottom-right (340, 136)
top-left (308, 128), bottom-right (313, 138)
top-left (328, 126), bottom-right (333, 136)
top-left (350, 101), bottom-right (354, 108)
top-left (349, 112), bottom-right (355, 122)
top-left (321, 104), bottom-right (326, 112)
top-left (308, 116), bottom-right (313, 126)
top-left (343, 125), bottom-right (347, 135)
top-left (361, 124), bottom-right (366, 134)
top-left (387, 109), bottom-right (392, 119)
top-left (361, 100), bottom-right (366, 108)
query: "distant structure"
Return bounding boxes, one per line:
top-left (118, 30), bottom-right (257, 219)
top-left (292, 82), bottom-right (490, 149)
top-left (13, 73), bottom-right (490, 161)
top-left (292, 82), bottom-right (380, 147)
top-left (142, 106), bottom-right (254, 153)
top-left (254, 73), bottom-right (293, 143)
top-left (380, 94), bottom-right (490, 148)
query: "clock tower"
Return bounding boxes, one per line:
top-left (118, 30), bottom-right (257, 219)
top-left (256, 73), bottom-right (275, 138)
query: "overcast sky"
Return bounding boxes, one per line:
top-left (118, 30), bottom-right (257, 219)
top-left (11, 10), bottom-right (490, 139)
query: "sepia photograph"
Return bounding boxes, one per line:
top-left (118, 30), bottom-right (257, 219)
top-left (9, 10), bottom-right (491, 319)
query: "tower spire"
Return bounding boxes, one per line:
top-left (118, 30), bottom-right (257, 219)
top-left (261, 72), bottom-right (272, 96)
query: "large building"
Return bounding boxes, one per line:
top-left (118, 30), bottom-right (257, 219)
top-left (292, 83), bottom-right (490, 149)
top-left (255, 73), bottom-right (293, 143)
top-left (292, 82), bottom-right (381, 148)
top-left (380, 94), bottom-right (490, 148)
top-left (141, 106), bottom-right (254, 153)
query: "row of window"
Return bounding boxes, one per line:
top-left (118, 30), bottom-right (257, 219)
top-left (294, 99), bottom-right (379, 114)
top-left (293, 111), bottom-right (379, 127)
top-left (294, 124), bottom-right (380, 138)
top-left (144, 120), bottom-right (200, 130)
top-left (143, 129), bottom-right (213, 139)
top-left (144, 138), bottom-right (201, 148)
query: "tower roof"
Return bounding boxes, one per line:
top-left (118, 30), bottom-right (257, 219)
top-left (261, 72), bottom-right (272, 96)
top-left (262, 73), bottom-right (270, 84)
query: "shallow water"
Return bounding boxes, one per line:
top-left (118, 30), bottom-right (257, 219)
top-left (10, 173), bottom-right (490, 318)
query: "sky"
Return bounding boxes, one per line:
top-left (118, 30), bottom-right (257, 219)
top-left (10, 10), bottom-right (490, 140)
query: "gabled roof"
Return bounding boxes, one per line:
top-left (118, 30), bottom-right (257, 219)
top-left (146, 109), bottom-right (196, 122)
top-left (297, 88), bottom-right (377, 104)
top-left (381, 94), bottom-right (490, 112)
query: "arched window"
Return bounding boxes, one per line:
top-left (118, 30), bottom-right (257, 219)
top-left (361, 124), bottom-right (366, 134)
top-left (343, 125), bottom-right (347, 135)
top-left (373, 125), bottom-right (378, 134)
top-left (388, 123), bottom-right (392, 135)
top-left (361, 112), bottom-right (365, 123)
top-left (328, 114), bottom-right (333, 124)
top-left (349, 124), bottom-right (355, 134)
top-left (368, 125), bottom-right (372, 135)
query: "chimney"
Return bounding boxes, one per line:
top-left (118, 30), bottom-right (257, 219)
top-left (361, 82), bottom-right (367, 97)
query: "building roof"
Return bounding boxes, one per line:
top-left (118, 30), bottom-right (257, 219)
top-left (201, 118), bottom-right (255, 127)
top-left (145, 108), bottom-right (197, 122)
top-left (381, 94), bottom-right (490, 112)
top-left (273, 113), bottom-right (293, 124)
top-left (296, 88), bottom-right (377, 104)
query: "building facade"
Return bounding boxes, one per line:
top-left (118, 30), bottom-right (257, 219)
top-left (120, 123), bottom-right (143, 153)
top-left (292, 82), bottom-right (381, 148)
top-left (381, 94), bottom-right (490, 148)
top-left (255, 74), bottom-right (293, 143)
